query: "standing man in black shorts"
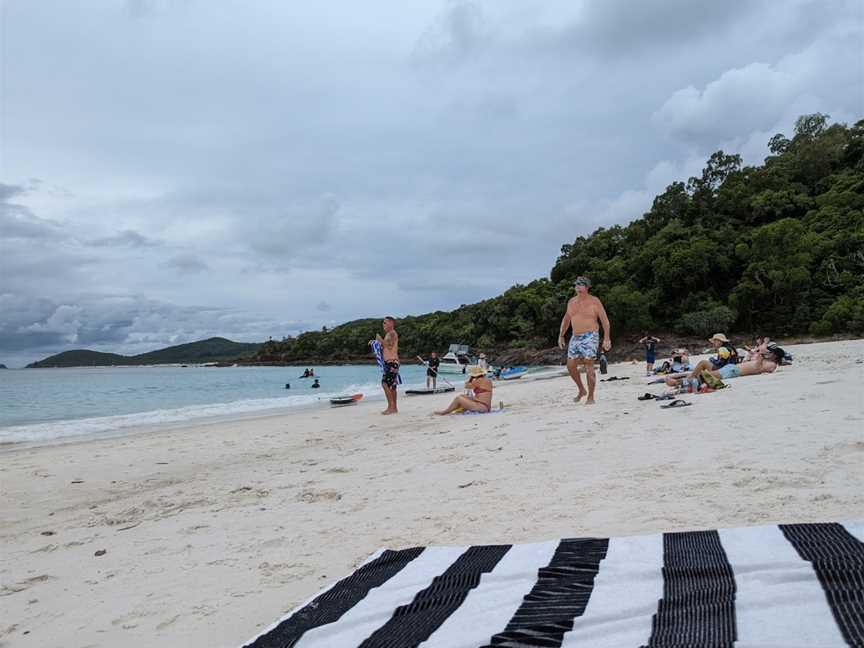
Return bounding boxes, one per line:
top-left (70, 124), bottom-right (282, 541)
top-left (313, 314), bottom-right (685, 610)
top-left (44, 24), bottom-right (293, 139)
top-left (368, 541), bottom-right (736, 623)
top-left (376, 317), bottom-right (400, 415)
top-left (426, 351), bottom-right (440, 390)
top-left (639, 333), bottom-right (661, 376)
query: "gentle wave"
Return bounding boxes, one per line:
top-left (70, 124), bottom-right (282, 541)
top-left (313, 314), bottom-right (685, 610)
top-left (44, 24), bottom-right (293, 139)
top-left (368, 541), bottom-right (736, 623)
top-left (0, 381), bottom-right (385, 446)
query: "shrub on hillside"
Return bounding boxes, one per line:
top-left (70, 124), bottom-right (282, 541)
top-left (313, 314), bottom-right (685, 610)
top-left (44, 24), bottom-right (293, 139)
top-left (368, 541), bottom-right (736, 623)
top-left (677, 305), bottom-right (737, 337)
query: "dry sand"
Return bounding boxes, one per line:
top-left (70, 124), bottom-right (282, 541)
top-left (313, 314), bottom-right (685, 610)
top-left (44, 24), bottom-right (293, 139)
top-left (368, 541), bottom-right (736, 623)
top-left (1, 339), bottom-right (863, 647)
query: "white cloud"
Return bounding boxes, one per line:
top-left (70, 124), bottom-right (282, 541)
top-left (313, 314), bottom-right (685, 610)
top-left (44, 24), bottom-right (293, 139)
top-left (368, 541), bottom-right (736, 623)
top-left (653, 23), bottom-right (863, 144)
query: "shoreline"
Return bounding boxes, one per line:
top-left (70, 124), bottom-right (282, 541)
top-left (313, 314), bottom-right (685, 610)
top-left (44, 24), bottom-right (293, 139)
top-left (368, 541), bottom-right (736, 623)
top-left (0, 365), bottom-right (564, 452)
top-left (1, 339), bottom-right (862, 647)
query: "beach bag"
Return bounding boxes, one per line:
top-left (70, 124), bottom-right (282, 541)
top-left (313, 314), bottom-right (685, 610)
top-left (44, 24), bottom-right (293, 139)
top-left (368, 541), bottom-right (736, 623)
top-left (700, 370), bottom-right (727, 390)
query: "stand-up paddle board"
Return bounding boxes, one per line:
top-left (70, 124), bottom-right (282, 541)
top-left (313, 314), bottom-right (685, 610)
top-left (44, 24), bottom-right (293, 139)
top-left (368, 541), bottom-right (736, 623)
top-left (329, 393), bottom-right (363, 407)
top-left (404, 386), bottom-right (455, 396)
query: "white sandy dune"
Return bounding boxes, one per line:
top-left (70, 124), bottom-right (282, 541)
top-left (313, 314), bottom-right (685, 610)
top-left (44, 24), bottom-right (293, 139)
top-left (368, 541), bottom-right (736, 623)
top-left (1, 339), bottom-right (863, 647)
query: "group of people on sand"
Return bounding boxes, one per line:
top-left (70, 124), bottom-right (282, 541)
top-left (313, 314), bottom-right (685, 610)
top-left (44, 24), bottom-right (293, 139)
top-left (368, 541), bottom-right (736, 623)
top-left (368, 275), bottom-right (789, 414)
top-left (369, 275), bottom-right (613, 414)
top-left (662, 333), bottom-right (787, 392)
top-left (369, 318), bottom-right (496, 416)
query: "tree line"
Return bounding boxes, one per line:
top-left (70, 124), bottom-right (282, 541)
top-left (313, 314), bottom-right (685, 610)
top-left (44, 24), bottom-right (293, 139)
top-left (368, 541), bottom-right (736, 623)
top-left (254, 114), bottom-right (863, 363)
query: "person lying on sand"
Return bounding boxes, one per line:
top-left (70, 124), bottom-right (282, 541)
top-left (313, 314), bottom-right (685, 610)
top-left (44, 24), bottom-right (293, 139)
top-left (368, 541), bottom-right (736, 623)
top-left (666, 347), bottom-right (784, 387)
top-left (434, 366), bottom-right (493, 415)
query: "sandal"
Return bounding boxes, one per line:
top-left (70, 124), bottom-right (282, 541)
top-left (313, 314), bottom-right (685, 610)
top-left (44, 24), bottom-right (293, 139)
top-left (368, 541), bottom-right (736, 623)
top-left (661, 399), bottom-right (692, 409)
top-left (637, 393), bottom-right (655, 401)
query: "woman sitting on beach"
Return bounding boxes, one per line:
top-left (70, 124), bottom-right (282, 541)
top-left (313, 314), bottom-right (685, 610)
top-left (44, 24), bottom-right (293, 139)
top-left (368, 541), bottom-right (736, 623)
top-left (434, 366), bottom-right (493, 415)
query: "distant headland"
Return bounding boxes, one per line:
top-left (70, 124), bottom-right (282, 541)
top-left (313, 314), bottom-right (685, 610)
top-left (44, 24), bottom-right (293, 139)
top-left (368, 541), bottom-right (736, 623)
top-left (26, 337), bottom-right (261, 368)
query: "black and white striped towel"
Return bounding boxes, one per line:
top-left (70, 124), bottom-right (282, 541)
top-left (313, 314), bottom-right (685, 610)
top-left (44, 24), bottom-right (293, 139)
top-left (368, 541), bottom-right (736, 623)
top-left (242, 521), bottom-right (864, 647)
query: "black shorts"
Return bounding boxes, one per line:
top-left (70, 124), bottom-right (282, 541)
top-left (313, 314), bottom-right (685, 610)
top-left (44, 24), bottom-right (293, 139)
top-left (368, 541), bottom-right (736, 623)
top-left (426, 368), bottom-right (438, 377)
top-left (382, 361), bottom-right (401, 389)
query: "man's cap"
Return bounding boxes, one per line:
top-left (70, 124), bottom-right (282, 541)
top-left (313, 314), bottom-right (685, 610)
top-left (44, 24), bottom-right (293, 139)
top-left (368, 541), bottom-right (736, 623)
top-left (709, 333), bottom-right (730, 343)
top-left (574, 276), bottom-right (591, 287)
top-left (469, 366), bottom-right (486, 377)
top-left (479, 353), bottom-right (486, 358)
top-left (766, 341), bottom-right (779, 350)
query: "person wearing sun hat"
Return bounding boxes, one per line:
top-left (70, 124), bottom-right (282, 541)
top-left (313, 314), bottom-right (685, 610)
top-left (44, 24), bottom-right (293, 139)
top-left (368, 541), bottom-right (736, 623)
top-left (707, 333), bottom-right (739, 368)
top-left (434, 365), bottom-right (494, 415)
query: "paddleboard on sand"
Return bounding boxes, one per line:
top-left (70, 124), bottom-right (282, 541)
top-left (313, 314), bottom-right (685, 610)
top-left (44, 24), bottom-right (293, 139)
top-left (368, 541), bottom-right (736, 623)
top-left (329, 393), bottom-right (364, 407)
top-left (405, 387), bottom-right (456, 396)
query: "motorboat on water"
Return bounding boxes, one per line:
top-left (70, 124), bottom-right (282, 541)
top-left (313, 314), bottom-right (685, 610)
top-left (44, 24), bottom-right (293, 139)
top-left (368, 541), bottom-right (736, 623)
top-left (498, 366), bottom-right (528, 380)
top-left (438, 344), bottom-right (479, 374)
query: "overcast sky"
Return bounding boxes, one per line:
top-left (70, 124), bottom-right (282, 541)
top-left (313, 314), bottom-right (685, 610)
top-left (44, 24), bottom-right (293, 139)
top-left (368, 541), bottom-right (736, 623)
top-left (1, 0), bottom-right (862, 366)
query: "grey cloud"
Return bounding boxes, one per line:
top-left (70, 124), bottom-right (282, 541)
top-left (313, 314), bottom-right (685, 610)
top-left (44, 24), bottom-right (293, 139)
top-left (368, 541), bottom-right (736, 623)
top-left (165, 253), bottom-right (208, 274)
top-left (0, 184), bottom-right (63, 240)
top-left (88, 229), bottom-right (161, 248)
top-left (413, 1), bottom-right (490, 66)
top-left (243, 195), bottom-right (341, 259)
top-left (0, 182), bottom-right (27, 201)
top-left (559, 0), bottom-right (758, 56)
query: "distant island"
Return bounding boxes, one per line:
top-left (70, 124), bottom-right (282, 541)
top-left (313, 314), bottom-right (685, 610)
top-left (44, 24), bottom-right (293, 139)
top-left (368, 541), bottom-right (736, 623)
top-left (27, 337), bottom-right (261, 368)
top-left (0, 364), bottom-right (7, 369)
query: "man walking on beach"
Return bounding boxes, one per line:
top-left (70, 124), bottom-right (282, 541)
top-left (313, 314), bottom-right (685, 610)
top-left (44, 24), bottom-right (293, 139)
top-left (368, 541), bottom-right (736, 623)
top-left (558, 276), bottom-right (611, 404)
top-left (376, 317), bottom-right (400, 415)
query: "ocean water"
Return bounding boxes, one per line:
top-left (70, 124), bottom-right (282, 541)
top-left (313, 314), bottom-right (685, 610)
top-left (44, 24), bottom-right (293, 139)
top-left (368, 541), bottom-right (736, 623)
top-left (0, 364), bottom-right (433, 447)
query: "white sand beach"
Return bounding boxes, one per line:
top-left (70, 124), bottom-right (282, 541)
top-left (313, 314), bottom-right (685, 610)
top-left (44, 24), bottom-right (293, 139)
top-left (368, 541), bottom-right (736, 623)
top-left (1, 339), bottom-right (862, 647)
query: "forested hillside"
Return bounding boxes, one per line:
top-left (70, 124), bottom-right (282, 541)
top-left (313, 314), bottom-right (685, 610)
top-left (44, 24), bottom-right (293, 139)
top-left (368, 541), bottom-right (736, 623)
top-left (28, 338), bottom-right (261, 367)
top-left (254, 114), bottom-right (863, 364)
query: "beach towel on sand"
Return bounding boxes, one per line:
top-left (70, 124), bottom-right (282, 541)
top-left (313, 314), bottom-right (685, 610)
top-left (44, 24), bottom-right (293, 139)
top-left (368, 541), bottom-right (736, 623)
top-left (241, 520), bottom-right (864, 648)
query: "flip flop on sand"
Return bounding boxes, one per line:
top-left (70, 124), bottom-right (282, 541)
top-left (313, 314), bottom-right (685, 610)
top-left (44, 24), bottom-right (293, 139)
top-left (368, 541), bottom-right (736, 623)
top-left (655, 393), bottom-right (676, 401)
top-left (637, 393), bottom-right (655, 401)
top-left (660, 399), bottom-right (692, 409)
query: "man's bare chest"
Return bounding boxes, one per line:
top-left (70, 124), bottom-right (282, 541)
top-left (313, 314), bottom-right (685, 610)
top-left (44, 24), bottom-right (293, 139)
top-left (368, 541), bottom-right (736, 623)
top-left (568, 301), bottom-right (596, 318)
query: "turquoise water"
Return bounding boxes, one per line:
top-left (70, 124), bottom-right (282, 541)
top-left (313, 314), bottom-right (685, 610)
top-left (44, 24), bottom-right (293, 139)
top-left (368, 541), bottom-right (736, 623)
top-left (0, 364), bottom-right (432, 446)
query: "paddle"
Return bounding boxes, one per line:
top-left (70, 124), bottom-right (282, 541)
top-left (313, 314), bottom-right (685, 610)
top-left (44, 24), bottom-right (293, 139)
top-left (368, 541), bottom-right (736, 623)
top-left (416, 355), bottom-right (455, 390)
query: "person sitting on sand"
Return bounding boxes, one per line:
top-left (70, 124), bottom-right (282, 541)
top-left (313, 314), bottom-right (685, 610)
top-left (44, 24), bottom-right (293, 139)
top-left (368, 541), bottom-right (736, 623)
top-left (658, 348), bottom-right (691, 374)
top-left (435, 366), bottom-right (493, 415)
top-left (671, 348), bottom-right (690, 372)
top-left (675, 333), bottom-right (737, 380)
